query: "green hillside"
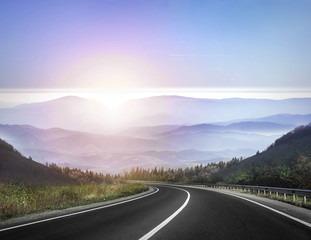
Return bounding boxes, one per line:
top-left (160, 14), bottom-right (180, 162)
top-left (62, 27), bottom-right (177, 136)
top-left (0, 138), bottom-right (74, 185)
top-left (124, 124), bottom-right (311, 190)
top-left (217, 124), bottom-right (311, 189)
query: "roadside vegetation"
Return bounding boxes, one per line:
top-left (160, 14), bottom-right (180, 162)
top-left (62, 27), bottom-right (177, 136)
top-left (0, 139), bottom-right (148, 220)
top-left (0, 181), bottom-right (148, 220)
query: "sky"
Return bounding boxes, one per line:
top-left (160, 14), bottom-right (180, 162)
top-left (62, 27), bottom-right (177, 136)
top-left (0, 0), bottom-right (311, 106)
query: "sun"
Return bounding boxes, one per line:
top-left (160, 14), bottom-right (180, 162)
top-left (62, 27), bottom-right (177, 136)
top-left (99, 93), bottom-right (128, 110)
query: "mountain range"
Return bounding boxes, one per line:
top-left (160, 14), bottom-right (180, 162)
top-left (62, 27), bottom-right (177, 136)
top-left (1, 96), bottom-right (311, 133)
top-left (0, 95), bottom-right (311, 172)
top-left (0, 96), bottom-right (110, 133)
top-left (0, 120), bottom-right (304, 173)
top-left (120, 96), bottom-right (311, 126)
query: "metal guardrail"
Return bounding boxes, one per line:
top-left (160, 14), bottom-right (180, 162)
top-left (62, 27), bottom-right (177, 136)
top-left (183, 183), bottom-right (311, 205)
top-left (133, 180), bottom-right (311, 205)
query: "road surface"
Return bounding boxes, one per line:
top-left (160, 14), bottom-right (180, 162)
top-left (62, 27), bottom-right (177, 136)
top-left (1, 185), bottom-right (311, 240)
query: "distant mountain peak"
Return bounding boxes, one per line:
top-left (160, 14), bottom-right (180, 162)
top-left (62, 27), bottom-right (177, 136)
top-left (51, 95), bottom-right (85, 101)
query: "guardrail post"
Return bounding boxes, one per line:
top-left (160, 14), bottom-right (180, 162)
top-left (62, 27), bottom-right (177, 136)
top-left (198, 184), bottom-right (309, 205)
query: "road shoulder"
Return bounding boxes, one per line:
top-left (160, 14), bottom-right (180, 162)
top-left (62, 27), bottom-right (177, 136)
top-left (187, 185), bottom-right (311, 225)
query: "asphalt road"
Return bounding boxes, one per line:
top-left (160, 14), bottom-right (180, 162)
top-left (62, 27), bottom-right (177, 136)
top-left (1, 185), bottom-right (311, 240)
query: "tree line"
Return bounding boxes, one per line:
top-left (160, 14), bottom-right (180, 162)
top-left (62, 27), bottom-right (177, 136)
top-left (123, 157), bottom-right (242, 183)
top-left (46, 163), bottom-right (119, 184)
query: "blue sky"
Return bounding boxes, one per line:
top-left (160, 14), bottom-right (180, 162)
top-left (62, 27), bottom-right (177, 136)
top-left (0, 0), bottom-right (310, 94)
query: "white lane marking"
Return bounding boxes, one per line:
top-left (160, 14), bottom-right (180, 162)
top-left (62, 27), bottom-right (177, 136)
top-left (210, 189), bottom-right (311, 228)
top-left (0, 187), bottom-right (159, 233)
top-left (139, 187), bottom-right (190, 240)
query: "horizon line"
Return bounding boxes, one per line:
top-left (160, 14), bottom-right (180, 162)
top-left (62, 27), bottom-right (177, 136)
top-left (1, 88), bottom-right (311, 108)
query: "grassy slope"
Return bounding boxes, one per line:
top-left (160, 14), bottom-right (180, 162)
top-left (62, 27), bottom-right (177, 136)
top-left (0, 182), bottom-right (148, 220)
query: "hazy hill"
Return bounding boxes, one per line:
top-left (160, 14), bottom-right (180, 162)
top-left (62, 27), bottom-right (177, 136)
top-left (0, 124), bottom-right (258, 172)
top-left (141, 149), bottom-right (256, 164)
top-left (119, 125), bottom-right (181, 139)
top-left (0, 120), bottom-right (308, 174)
top-left (216, 124), bottom-right (311, 189)
top-left (120, 96), bottom-right (311, 125)
top-left (153, 121), bottom-right (293, 151)
top-left (128, 113), bottom-right (182, 127)
top-left (0, 124), bottom-right (174, 154)
top-left (252, 113), bottom-right (311, 126)
top-left (226, 121), bottom-right (294, 134)
top-left (158, 130), bottom-right (276, 151)
top-left (44, 133), bottom-right (174, 153)
top-left (0, 124), bottom-right (177, 172)
top-left (161, 122), bottom-right (294, 136)
top-left (0, 96), bottom-right (110, 134)
top-left (1, 96), bottom-right (311, 132)
top-left (119, 122), bottom-right (294, 148)
top-left (0, 138), bottom-right (74, 185)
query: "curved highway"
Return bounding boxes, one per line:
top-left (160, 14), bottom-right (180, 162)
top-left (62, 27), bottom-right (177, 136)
top-left (1, 185), bottom-right (311, 240)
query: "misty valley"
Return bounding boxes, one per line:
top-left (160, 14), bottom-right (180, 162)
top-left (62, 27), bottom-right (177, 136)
top-left (1, 96), bottom-right (311, 174)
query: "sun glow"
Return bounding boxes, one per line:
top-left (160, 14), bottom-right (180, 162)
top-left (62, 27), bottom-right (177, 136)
top-left (57, 54), bottom-right (163, 90)
top-left (97, 93), bottom-right (128, 110)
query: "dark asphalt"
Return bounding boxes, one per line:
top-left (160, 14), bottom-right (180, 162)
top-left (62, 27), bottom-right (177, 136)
top-left (1, 185), bottom-right (311, 240)
top-left (151, 186), bottom-right (311, 240)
